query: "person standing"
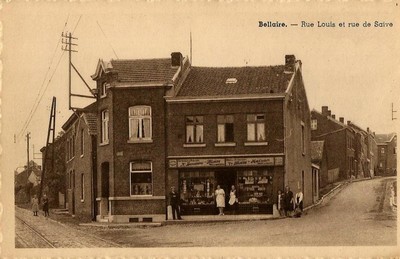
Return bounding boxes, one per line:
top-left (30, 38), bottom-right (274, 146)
top-left (294, 188), bottom-right (304, 216)
top-left (169, 186), bottom-right (182, 220)
top-left (284, 186), bottom-right (294, 217)
top-left (215, 185), bottom-right (225, 215)
top-left (277, 190), bottom-right (285, 217)
top-left (32, 195), bottom-right (39, 216)
top-left (228, 185), bottom-right (238, 214)
top-left (42, 194), bottom-right (49, 217)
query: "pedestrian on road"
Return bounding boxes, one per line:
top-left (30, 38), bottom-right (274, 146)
top-left (277, 190), bottom-right (285, 217)
top-left (215, 185), bottom-right (225, 215)
top-left (42, 194), bottom-right (49, 217)
top-left (284, 186), bottom-right (294, 217)
top-left (31, 195), bottom-right (39, 216)
top-left (294, 188), bottom-right (303, 217)
top-left (228, 185), bottom-right (238, 214)
top-left (169, 186), bottom-right (182, 220)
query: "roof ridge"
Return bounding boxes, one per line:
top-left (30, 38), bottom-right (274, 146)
top-left (191, 65), bottom-right (285, 69)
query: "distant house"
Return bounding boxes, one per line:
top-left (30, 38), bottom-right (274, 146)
top-left (62, 103), bottom-right (98, 221)
top-left (311, 107), bottom-right (355, 180)
top-left (14, 161), bottom-right (42, 203)
top-left (376, 133), bottom-right (397, 176)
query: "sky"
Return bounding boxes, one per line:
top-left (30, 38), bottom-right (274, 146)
top-left (1, 1), bottom-right (399, 176)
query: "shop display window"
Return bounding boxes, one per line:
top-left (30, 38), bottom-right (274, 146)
top-left (237, 169), bottom-right (273, 204)
top-left (180, 171), bottom-right (215, 205)
top-left (130, 161), bottom-right (153, 196)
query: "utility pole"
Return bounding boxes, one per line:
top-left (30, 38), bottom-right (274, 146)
top-left (26, 132), bottom-right (30, 173)
top-left (391, 102), bottom-right (397, 120)
top-left (62, 32), bottom-right (96, 111)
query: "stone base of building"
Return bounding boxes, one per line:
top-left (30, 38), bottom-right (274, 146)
top-left (96, 214), bottom-right (165, 223)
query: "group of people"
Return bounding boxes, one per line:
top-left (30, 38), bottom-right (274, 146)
top-left (31, 194), bottom-right (50, 217)
top-left (277, 186), bottom-right (303, 218)
top-left (168, 184), bottom-right (238, 220)
top-left (169, 184), bottom-right (304, 220)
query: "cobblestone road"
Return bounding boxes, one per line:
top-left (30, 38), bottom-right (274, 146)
top-left (15, 206), bottom-right (121, 248)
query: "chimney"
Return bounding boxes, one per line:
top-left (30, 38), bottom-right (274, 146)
top-left (332, 114), bottom-right (336, 119)
top-left (339, 117), bottom-right (344, 123)
top-left (171, 52), bottom-right (183, 67)
top-left (367, 127), bottom-right (370, 133)
top-left (327, 110), bottom-right (332, 116)
top-left (347, 120), bottom-right (351, 125)
top-left (322, 106), bottom-right (329, 116)
top-left (285, 55), bottom-right (296, 71)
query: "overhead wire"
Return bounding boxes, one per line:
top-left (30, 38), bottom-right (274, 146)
top-left (17, 14), bottom-right (82, 141)
top-left (96, 20), bottom-right (119, 59)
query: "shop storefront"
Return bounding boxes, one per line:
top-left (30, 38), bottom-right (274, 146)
top-left (168, 155), bottom-right (284, 215)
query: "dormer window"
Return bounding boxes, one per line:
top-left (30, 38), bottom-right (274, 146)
top-left (100, 82), bottom-right (107, 98)
top-left (225, 78), bottom-right (237, 84)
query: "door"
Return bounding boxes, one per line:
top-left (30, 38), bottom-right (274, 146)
top-left (101, 162), bottom-right (110, 214)
top-left (215, 170), bottom-right (236, 210)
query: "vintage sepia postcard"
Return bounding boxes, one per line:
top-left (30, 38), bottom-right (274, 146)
top-left (1, 0), bottom-right (399, 258)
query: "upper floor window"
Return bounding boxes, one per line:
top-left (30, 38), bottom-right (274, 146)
top-left (381, 147), bottom-right (385, 154)
top-left (301, 122), bottom-right (305, 154)
top-left (247, 114), bottom-right (266, 142)
top-left (311, 119), bottom-right (317, 130)
top-left (186, 116), bottom-right (204, 143)
top-left (101, 110), bottom-right (109, 144)
top-left (80, 129), bottom-right (84, 156)
top-left (100, 82), bottom-right (107, 98)
top-left (130, 161), bottom-right (153, 196)
top-left (129, 106), bottom-right (152, 141)
top-left (217, 115), bottom-right (234, 143)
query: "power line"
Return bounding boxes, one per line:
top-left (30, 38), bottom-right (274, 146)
top-left (96, 20), bottom-right (119, 59)
top-left (17, 14), bottom-right (71, 140)
top-left (17, 15), bottom-right (82, 141)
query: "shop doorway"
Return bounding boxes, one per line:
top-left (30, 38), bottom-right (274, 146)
top-left (215, 170), bottom-right (236, 212)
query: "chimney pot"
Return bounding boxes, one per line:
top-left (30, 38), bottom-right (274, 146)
top-left (327, 110), bottom-right (332, 116)
top-left (339, 117), bottom-right (344, 123)
top-left (322, 106), bottom-right (329, 116)
top-left (347, 120), bottom-right (351, 125)
top-left (332, 114), bottom-right (336, 119)
top-left (285, 55), bottom-right (296, 71)
top-left (171, 52), bottom-right (183, 67)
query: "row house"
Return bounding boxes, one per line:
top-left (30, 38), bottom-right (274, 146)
top-left (311, 140), bottom-right (328, 189)
top-left (376, 133), bottom-right (397, 176)
top-left (61, 103), bottom-right (98, 221)
top-left (86, 53), bottom-right (314, 222)
top-left (311, 107), bottom-right (355, 180)
top-left (347, 122), bottom-right (372, 178)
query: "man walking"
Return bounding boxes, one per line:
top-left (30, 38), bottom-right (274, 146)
top-left (169, 186), bottom-right (182, 220)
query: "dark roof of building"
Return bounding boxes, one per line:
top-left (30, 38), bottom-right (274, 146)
top-left (176, 66), bottom-right (293, 97)
top-left (311, 140), bottom-right (325, 162)
top-left (110, 59), bottom-right (179, 83)
top-left (375, 133), bottom-right (396, 144)
top-left (83, 113), bottom-right (97, 135)
top-left (62, 102), bottom-right (97, 131)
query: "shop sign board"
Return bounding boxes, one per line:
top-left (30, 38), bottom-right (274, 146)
top-left (169, 156), bottom-right (284, 168)
top-left (274, 156), bottom-right (284, 165)
top-left (226, 157), bottom-right (274, 167)
top-left (177, 158), bottom-right (226, 168)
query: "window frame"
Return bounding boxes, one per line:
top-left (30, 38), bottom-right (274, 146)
top-left (301, 121), bottom-right (305, 155)
top-left (80, 128), bottom-right (84, 157)
top-left (129, 161), bottom-right (153, 197)
top-left (100, 82), bottom-right (107, 98)
top-left (128, 106), bottom-right (152, 142)
top-left (185, 115), bottom-right (204, 144)
top-left (80, 173), bottom-right (85, 202)
top-left (381, 147), bottom-right (385, 154)
top-left (246, 114), bottom-right (266, 142)
top-left (101, 110), bottom-right (109, 144)
top-left (311, 119), bottom-right (317, 130)
top-left (217, 115), bottom-right (235, 143)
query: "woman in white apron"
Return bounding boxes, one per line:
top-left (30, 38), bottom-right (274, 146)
top-left (215, 185), bottom-right (225, 215)
top-left (229, 185), bottom-right (238, 214)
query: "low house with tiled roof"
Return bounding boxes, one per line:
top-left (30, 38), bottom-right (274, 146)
top-left (376, 132), bottom-right (397, 176)
top-left (311, 107), bottom-right (356, 180)
top-left (166, 54), bottom-right (313, 215)
top-left (61, 102), bottom-right (98, 220)
top-left (311, 140), bottom-right (330, 189)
